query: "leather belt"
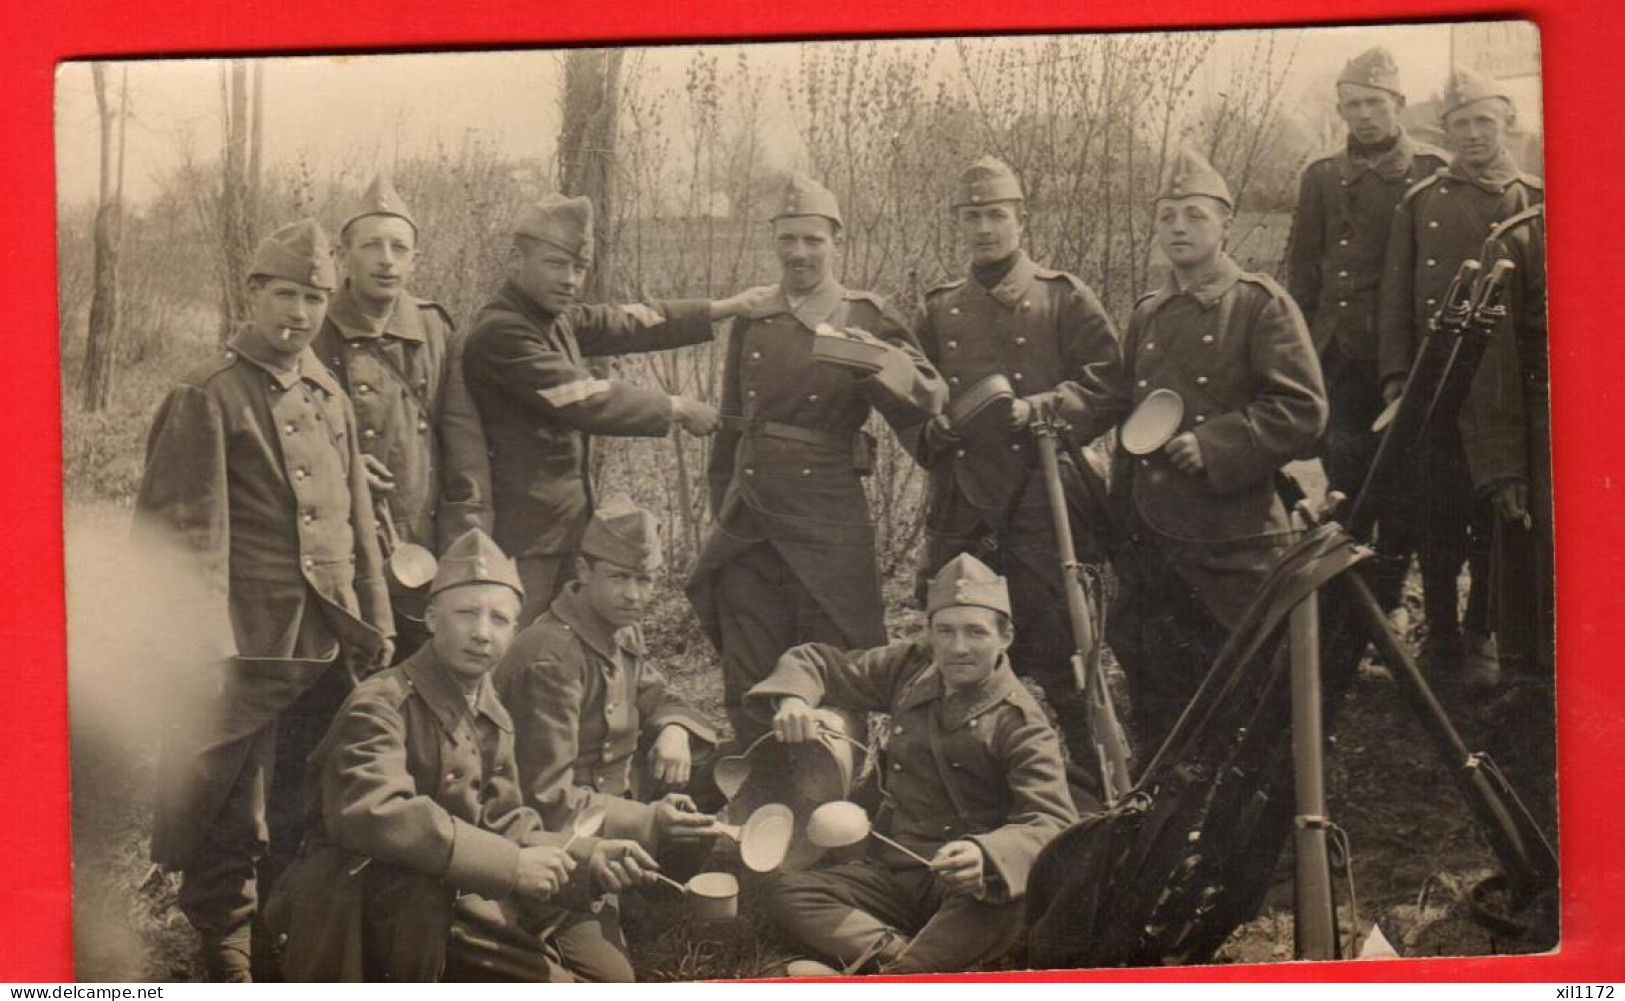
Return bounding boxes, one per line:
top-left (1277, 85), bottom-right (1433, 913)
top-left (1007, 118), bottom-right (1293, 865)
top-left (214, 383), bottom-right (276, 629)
top-left (719, 414), bottom-right (854, 452)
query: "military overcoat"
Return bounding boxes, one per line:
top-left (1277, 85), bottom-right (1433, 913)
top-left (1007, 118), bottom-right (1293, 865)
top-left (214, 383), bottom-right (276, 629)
top-left (744, 641), bottom-right (1076, 903)
top-left (1116, 255), bottom-right (1328, 549)
top-left (495, 583), bottom-right (719, 847)
top-left (135, 330), bottom-right (393, 869)
top-left (313, 287), bottom-right (492, 553)
top-left (913, 250), bottom-right (1124, 529)
top-left (1377, 153), bottom-right (1545, 386)
top-left (1287, 131), bottom-right (1450, 359)
top-left (687, 280), bottom-right (945, 651)
top-left (463, 281), bottom-right (714, 561)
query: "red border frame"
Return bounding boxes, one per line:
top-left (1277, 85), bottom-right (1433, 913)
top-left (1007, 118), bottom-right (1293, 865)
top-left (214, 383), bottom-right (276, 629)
top-left (6, 0), bottom-right (1622, 983)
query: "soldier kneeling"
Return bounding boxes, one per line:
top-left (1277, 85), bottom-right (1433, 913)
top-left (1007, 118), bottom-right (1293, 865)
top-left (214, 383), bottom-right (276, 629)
top-left (750, 554), bottom-right (1077, 975)
top-left (266, 529), bottom-right (660, 982)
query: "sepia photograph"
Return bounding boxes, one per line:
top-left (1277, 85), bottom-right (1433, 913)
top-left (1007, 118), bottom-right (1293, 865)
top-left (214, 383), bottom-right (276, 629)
top-left (56, 21), bottom-right (1556, 982)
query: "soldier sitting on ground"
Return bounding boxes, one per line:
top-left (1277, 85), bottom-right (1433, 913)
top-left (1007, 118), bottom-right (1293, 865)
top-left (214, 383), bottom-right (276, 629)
top-left (495, 496), bottom-right (725, 976)
top-left (266, 529), bottom-right (662, 982)
top-left (748, 554), bottom-right (1077, 976)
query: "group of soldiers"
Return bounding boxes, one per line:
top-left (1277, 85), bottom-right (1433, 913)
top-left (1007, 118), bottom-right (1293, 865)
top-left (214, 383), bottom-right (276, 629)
top-left (131, 45), bottom-right (1551, 981)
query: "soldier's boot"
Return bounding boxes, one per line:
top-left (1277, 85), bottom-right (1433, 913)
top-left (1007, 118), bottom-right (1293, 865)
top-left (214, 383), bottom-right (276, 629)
top-left (201, 926), bottom-right (254, 983)
top-left (1462, 632), bottom-right (1502, 692)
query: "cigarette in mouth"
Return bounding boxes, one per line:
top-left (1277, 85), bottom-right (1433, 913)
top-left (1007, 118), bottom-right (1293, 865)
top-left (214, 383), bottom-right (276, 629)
top-left (279, 327), bottom-right (292, 343)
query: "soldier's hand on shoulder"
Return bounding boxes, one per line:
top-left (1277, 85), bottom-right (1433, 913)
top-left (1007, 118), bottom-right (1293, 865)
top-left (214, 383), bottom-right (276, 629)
top-left (654, 792), bottom-right (717, 842)
top-left (589, 839), bottom-right (660, 893)
top-left (648, 724), bottom-right (694, 788)
top-left (929, 840), bottom-right (986, 897)
top-left (1164, 431), bottom-right (1205, 476)
top-left (712, 284), bottom-right (776, 320)
top-left (671, 396), bottom-right (721, 436)
top-left (772, 696), bottom-right (821, 744)
top-left (362, 453), bottom-right (396, 495)
top-left (516, 844), bottom-right (578, 899)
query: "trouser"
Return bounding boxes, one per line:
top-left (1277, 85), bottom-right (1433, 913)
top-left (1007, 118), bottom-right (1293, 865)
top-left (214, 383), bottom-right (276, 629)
top-left (1489, 390), bottom-right (1554, 678)
top-left (1416, 422), bottom-right (1494, 644)
top-left (1106, 536), bottom-right (1234, 764)
top-left (715, 543), bottom-right (848, 745)
top-left (1321, 349), bottom-right (1416, 611)
top-left (363, 868), bottom-right (630, 982)
top-left (176, 663), bottom-right (352, 946)
top-left (517, 553), bottom-right (578, 628)
top-left (766, 856), bottom-right (1025, 974)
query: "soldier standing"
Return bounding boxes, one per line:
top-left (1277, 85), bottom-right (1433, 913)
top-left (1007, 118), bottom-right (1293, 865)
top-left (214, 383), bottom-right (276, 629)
top-left (1377, 67), bottom-right (1543, 688)
top-left (134, 220), bottom-right (394, 980)
top-left (314, 176), bottom-right (493, 657)
top-left (910, 155), bottom-right (1123, 763)
top-left (686, 174), bottom-right (946, 743)
top-left (463, 195), bottom-right (761, 625)
top-left (1105, 148), bottom-right (1328, 758)
top-left (1287, 47), bottom-right (1448, 607)
top-left (1460, 204), bottom-right (1551, 694)
top-left (268, 529), bottom-right (661, 982)
top-left (497, 496), bottom-right (721, 887)
top-left (749, 554), bottom-right (1076, 976)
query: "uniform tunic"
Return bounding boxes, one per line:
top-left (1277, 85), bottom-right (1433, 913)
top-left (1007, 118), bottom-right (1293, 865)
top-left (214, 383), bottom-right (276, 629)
top-left (1376, 152), bottom-right (1544, 641)
top-left (133, 329), bottom-right (393, 941)
top-left (745, 641), bottom-right (1075, 973)
top-left (1104, 254), bottom-right (1327, 754)
top-left (911, 251), bottom-right (1123, 711)
top-left (1459, 206), bottom-right (1552, 672)
top-left (1287, 131), bottom-right (1448, 513)
top-left (686, 280), bottom-right (945, 738)
top-left (268, 646), bottom-right (605, 981)
top-left (463, 282), bottom-right (714, 618)
top-left (496, 582), bottom-right (718, 847)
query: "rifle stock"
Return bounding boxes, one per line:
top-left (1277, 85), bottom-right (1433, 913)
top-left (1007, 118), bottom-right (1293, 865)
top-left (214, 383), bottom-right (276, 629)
top-left (1035, 422), bottom-right (1134, 806)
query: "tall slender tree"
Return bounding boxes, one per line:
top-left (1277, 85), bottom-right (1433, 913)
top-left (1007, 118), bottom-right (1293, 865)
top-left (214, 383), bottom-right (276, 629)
top-left (80, 63), bottom-right (128, 412)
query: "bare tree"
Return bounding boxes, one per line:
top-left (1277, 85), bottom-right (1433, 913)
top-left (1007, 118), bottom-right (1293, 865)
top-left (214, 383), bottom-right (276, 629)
top-left (80, 63), bottom-right (127, 412)
top-left (214, 60), bottom-right (258, 341)
top-left (557, 48), bottom-right (624, 303)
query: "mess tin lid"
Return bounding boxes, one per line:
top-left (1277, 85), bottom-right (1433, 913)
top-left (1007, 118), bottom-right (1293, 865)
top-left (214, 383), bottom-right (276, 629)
top-left (811, 323), bottom-right (889, 375)
top-left (947, 373), bottom-right (1016, 435)
top-left (739, 803), bottom-right (795, 873)
top-left (1120, 388), bottom-right (1185, 455)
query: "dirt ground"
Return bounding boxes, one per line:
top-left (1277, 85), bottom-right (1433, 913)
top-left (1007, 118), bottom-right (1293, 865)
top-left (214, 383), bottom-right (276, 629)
top-left (66, 496), bottom-right (1558, 981)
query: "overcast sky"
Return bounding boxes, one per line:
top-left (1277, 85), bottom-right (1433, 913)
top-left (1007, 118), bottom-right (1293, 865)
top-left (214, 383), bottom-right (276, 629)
top-left (56, 22), bottom-right (1537, 211)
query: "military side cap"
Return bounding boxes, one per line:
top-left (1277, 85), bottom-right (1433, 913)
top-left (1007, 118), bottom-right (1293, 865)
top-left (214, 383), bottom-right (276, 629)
top-left (249, 218), bottom-right (337, 290)
top-left (773, 173), bottom-right (843, 227)
top-left (342, 174), bottom-right (418, 238)
top-left (580, 495), bottom-right (664, 573)
top-left (952, 156), bottom-right (1024, 209)
top-left (1442, 65), bottom-right (1513, 118)
top-left (927, 553), bottom-right (1011, 617)
top-left (514, 194), bottom-right (595, 264)
top-left (1158, 146), bottom-right (1234, 209)
top-left (1338, 46), bottom-right (1403, 96)
top-left (431, 528), bottom-right (524, 598)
